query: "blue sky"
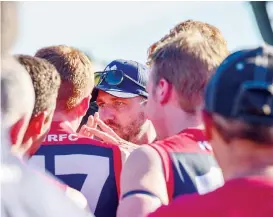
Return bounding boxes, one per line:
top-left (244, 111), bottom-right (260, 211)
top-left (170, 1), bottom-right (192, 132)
top-left (12, 1), bottom-right (263, 67)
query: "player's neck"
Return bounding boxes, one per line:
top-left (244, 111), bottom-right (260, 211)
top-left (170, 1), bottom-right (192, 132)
top-left (223, 141), bottom-right (273, 181)
top-left (226, 164), bottom-right (273, 181)
top-left (157, 108), bottom-right (203, 140)
top-left (52, 112), bottom-right (81, 132)
top-left (131, 120), bottom-right (156, 145)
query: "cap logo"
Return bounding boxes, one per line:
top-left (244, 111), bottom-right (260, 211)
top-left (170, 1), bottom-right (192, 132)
top-left (236, 62), bottom-right (244, 71)
top-left (262, 104), bottom-right (271, 115)
top-left (105, 65), bottom-right (117, 71)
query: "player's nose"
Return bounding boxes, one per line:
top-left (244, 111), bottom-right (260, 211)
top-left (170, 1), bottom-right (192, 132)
top-left (99, 107), bottom-right (115, 122)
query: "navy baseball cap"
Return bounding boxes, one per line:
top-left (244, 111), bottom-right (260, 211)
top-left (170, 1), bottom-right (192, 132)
top-left (205, 45), bottom-right (273, 125)
top-left (95, 59), bottom-right (149, 98)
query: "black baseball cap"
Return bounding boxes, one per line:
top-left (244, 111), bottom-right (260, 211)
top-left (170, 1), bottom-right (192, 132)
top-left (95, 59), bottom-right (148, 98)
top-left (205, 45), bottom-right (273, 125)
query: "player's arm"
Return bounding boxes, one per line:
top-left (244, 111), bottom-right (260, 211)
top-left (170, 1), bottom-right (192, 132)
top-left (117, 145), bottom-right (169, 217)
top-left (118, 140), bottom-right (140, 163)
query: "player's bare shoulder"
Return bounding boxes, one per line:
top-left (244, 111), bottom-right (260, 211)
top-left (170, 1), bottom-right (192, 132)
top-left (120, 144), bottom-right (165, 194)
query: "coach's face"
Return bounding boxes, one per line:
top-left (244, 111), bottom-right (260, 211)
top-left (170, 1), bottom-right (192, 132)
top-left (97, 90), bottom-right (145, 142)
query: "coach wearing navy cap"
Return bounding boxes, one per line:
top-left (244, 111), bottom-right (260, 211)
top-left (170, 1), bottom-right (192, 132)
top-left (83, 59), bottom-right (156, 145)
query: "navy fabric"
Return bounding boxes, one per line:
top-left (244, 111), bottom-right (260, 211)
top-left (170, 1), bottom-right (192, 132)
top-left (205, 45), bottom-right (273, 125)
top-left (96, 59), bottom-right (148, 98)
top-left (170, 152), bottom-right (219, 199)
top-left (34, 144), bottom-right (118, 217)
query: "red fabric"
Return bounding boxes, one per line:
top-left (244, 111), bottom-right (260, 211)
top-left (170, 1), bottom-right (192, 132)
top-left (112, 146), bottom-right (122, 198)
top-left (149, 143), bottom-right (174, 202)
top-left (43, 122), bottom-right (118, 148)
top-left (148, 176), bottom-right (273, 217)
top-left (149, 128), bottom-right (211, 201)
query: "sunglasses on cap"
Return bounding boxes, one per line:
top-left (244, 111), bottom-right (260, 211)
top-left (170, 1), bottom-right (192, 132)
top-left (95, 70), bottom-right (146, 89)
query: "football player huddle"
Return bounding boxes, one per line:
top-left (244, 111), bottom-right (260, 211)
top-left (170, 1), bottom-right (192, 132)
top-left (1, 3), bottom-right (273, 217)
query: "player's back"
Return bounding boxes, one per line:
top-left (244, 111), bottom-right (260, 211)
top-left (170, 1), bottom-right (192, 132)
top-left (148, 176), bottom-right (273, 217)
top-left (28, 122), bottom-right (122, 217)
top-left (1, 141), bottom-right (93, 217)
top-left (149, 128), bottom-right (224, 201)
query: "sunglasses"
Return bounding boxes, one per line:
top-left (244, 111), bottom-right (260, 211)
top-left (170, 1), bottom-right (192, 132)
top-left (95, 70), bottom-right (146, 89)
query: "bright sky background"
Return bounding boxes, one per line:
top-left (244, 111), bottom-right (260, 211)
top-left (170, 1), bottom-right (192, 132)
top-left (12, 1), bottom-right (264, 68)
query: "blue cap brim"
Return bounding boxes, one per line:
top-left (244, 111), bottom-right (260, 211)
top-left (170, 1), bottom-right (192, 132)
top-left (96, 86), bottom-right (139, 98)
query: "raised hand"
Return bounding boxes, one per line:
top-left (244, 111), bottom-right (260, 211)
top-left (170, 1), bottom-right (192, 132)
top-left (79, 113), bottom-right (138, 152)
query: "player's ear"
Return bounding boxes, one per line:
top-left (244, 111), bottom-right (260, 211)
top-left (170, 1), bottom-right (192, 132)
top-left (202, 109), bottom-right (213, 141)
top-left (78, 95), bottom-right (91, 116)
top-left (28, 112), bottom-right (47, 135)
top-left (157, 78), bottom-right (172, 105)
top-left (20, 112), bottom-right (47, 149)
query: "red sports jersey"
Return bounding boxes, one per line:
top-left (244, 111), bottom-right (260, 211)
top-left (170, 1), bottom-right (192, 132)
top-left (149, 128), bottom-right (223, 201)
top-left (28, 122), bottom-right (122, 217)
top-left (148, 176), bottom-right (273, 217)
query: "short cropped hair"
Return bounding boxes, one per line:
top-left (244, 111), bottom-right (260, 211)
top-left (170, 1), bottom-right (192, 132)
top-left (149, 22), bottom-right (229, 113)
top-left (147, 20), bottom-right (228, 65)
top-left (212, 114), bottom-right (273, 145)
top-left (35, 45), bottom-right (94, 111)
top-left (1, 56), bottom-right (35, 129)
top-left (16, 55), bottom-right (61, 116)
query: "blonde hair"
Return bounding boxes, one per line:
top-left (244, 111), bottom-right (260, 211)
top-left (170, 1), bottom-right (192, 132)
top-left (35, 45), bottom-right (94, 111)
top-left (150, 25), bottom-right (229, 113)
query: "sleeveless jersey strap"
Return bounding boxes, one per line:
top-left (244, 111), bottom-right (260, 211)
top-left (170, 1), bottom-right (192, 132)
top-left (149, 143), bottom-right (174, 202)
top-left (112, 146), bottom-right (122, 198)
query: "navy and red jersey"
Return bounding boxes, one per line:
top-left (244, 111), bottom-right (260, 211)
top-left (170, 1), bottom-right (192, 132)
top-left (148, 176), bottom-right (273, 217)
top-left (2, 147), bottom-right (94, 217)
top-left (149, 128), bottom-right (223, 202)
top-left (28, 122), bottom-right (122, 217)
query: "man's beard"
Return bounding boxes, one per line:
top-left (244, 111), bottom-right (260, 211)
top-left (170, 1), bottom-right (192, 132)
top-left (105, 112), bottom-right (145, 142)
